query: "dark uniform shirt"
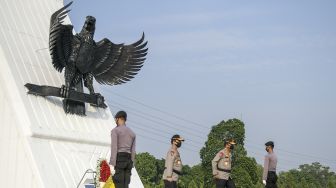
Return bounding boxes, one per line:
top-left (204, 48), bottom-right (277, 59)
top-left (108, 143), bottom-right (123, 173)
top-left (109, 125), bottom-right (136, 166)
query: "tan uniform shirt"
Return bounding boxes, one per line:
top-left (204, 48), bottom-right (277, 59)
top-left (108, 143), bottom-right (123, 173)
top-left (162, 148), bottom-right (183, 181)
top-left (212, 148), bottom-right (232, 180)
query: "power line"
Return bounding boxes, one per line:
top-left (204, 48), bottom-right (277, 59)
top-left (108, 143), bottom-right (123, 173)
top-left (108, 102), bottom-right (206, 149)
top-left (128, 120), bottom-right (202, 149)
top-left (110, 100), bottom-right (210, 138)
top-left (108, 100), bottom-right (207, 139)
top-left (247, 149), bottom-right (306, 166)
top-left (108, 101), bottom-right (207, 143)
top-left (244, 139), bottom-right (336, 163)
top-left (135, 131), bottom-right (200, 153)
top-left (132, 118), bottom-right (333, 168)
top-left (135, 132), bottom-right (298, 172)
top-left (104, 91), bottom-right (336, 167)
top-left (107, 102), bottom-right (205, 152)
top-left (103, 89), bottom-right (209, 130)
top-left (249, 151), bottom-right (298, 169)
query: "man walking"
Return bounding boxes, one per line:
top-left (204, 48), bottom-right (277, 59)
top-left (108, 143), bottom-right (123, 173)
top-left (162, 134), bottom-right (185, 188)
top-left (263, 141), bottom-right (278, 188)
top-left (109, 111), bottom-right (136, 188)
top-left (212, 137), bottom-right (236, 188)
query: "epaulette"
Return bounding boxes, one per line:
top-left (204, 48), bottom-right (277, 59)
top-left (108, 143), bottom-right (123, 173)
top-left (170, 150), bottom-right (175, 156)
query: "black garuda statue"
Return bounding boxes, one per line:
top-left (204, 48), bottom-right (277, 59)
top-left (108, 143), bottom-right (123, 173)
top-left (25, 1), bottom-right (148, 115)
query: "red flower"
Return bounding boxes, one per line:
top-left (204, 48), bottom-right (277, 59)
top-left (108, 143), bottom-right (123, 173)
top-left (99, 160), bottom-right (111, 182)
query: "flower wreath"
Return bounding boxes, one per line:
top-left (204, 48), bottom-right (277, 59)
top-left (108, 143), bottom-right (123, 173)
top-left (96, 158), bottom-right (115, 188)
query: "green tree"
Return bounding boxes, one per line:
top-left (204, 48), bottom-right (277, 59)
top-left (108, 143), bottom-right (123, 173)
top-left (254, 164), bottom-right (264, 188)
top-left (235, 156), bottom-right (258, 185)
top-left (135, 152), bottom-right (158, 186)
top-left (155, 158), bottom-right (165, 184)
top-left (200, 119), bottom-right (259, 188)
top-left (328, 175), bottom-right (336, 188)
top-left (178, 165), bottom-right (192, 187)
top-left (135, 121), bottom-right (336, 188)
top-left (232, 166), bottom-right (253, 188)
top-left (299, 162), bottom-right (334, 187)
top-left (189, 164), bottom-right (205, 187)
top-left (278, 162), bottom-right (336, 188)
top-left (178, 164), bottom-right (205, 187)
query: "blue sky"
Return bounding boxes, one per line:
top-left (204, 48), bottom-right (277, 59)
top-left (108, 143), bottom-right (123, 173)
top-left (65, 0), bottom-right (336, 172)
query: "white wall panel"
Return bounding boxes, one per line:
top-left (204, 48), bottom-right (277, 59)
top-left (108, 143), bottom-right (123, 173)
top-left (0, 70), bottom-right (42, 188)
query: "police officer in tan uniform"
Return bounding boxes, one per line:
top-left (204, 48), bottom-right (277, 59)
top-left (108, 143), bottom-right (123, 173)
top-left (162, 134), bottom-right (184, 188)
top-left (212, 137), bottom-right (236, 188)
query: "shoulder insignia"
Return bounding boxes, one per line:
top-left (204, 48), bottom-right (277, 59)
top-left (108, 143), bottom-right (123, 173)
top-left (170, 150), bottom-right (175, 156)
top-left (219, 152), bottom-right (224, 157)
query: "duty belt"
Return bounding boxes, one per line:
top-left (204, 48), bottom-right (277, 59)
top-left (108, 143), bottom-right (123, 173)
top-left (217, 165), bottom-right (231, 173)
top-left (217, 168), bottom-right (231, 173)
top-left (165, 167), bottom-right (183, 176)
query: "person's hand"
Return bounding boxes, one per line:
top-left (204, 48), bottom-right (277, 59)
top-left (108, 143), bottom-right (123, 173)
top-left (166, 177), bottom-right (173, 182)
top-left (213, 173), bottom-right (219, 179)
top-left (262, 180), bottom-right (266, 185)
top-left (99, 182), bottom-right (106, 188)
top-left (109, 165), bottom-right (115, 176)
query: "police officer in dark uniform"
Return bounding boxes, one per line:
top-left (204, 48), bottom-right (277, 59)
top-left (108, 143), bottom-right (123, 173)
top-left (212, 137), bottom-right (236, 188)
top-left (109, 111), bottom-right (136, 188)
top-left (262, 141), bottom-right (278, 188)
top-left (162, 134), bottom-right (184, 188)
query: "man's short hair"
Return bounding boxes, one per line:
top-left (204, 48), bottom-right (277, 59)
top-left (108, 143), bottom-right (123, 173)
top-left (265, 141), bottom-right (274, 148)
top-left (115, 111), bottom-right (127, 121)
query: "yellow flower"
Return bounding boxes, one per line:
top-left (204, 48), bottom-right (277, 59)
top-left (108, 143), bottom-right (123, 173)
top-left (102, 176), bottom-right (115, 188)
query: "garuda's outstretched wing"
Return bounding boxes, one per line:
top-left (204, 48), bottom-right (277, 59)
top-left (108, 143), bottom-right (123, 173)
top-left (92, 33), bottom-right (148, 85)
top-left (49, 2), bottom-right (73, 72)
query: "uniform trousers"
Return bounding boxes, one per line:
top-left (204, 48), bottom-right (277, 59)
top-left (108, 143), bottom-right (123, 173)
top-left (215, 177), bottom-right (235, 188)
top-left (164, 180), bottom-right (177, 188)
top-left (265, 171), bottom-right (278, 188)
top-left (113, 152), bottom-right (133, 188)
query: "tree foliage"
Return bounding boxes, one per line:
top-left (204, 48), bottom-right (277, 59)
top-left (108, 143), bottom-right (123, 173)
top-left (135, 152), bottom-right (206, 187)
top-left (135, 119), bottom-right (336, 188)
top-left (135, 152), bottom-right (159, 186)
top-left (278, 162), bottom-right (336, 188)
top-left (200, 119), bottom-right (260, 188)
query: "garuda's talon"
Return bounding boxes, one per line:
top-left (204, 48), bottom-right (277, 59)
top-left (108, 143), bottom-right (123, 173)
top-left (90, 93), bottom-right (104, 107)
top-left (60, 85), bottom-right (70, 98)
top-left (97, 94), bottom-right (103, 106)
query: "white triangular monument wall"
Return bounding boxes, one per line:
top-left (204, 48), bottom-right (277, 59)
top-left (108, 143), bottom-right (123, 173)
top-left (0, 0), bottom-right (143, 187)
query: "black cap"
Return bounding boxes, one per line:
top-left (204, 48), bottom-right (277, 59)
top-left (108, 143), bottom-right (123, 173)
top-left (223, 132), bottom-right (236, 145)
top-left (265, 141), bottom-right (274, 148)
top-left (224, 138), bottom-right (236, 145)
top-left (171, 134), bottom-right (185, 143)
top-left (114, 111), bottom-right (127, 120)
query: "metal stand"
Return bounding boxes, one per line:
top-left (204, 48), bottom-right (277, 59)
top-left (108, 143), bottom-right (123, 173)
top-left (76, 169), bottom-right (97, 188)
